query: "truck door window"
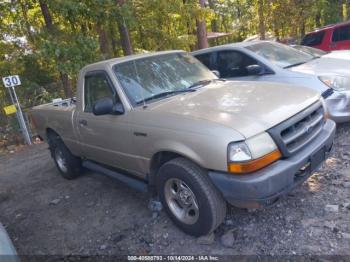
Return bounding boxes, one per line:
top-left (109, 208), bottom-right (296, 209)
top-left (301, 31), bottom-right (325, 46)
top-left (217, 51), bottom-right (257, 78)
top-left (332, 25), bottom-right (350, 42)
top-left (84, 73), bottom-right (117, 113)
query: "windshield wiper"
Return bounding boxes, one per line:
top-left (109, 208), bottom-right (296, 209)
top-left (136, 89), bottom-right (196, 105)
top-left (283, 61), bottom-right (308, 69)
top-left (187, 79), bottom-right (212, 89)
top-left (136, 79), bottom-right (213, 105)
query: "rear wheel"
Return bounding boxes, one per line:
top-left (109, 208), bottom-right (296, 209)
top-left (48, 133), bottom-right (82, 179)
top-left (157, 157), bottom-right (226, 236)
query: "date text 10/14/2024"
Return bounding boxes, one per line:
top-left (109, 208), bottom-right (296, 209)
top-left (127, 255), bottom-right (219, 261)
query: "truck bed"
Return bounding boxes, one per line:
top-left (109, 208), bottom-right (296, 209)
top-left (30, 98), bottom-right (78, 145)
top-left (32, 98), bottom-right (76, 110)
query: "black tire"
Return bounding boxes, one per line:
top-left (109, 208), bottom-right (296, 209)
top-left (157, 157), bottom-right (226, 236)
top-left (48, 134), bottom-right (82, 179)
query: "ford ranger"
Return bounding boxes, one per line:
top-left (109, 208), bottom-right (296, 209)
top-left (30, 51), bottom-right (336, 236)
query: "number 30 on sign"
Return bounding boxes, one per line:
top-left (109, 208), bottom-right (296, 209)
top-left (2, 75), bottom-right (21, 88)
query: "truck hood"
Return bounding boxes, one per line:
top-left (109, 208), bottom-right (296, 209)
top-left (288, 57), bottom-right (350, 77)
top-left (147, 80), bottom-right (320, 138)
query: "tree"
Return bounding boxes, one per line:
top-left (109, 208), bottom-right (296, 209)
top-left (96, 22), bottom-right (112, 58)
top-left (1, 0), bottom-right (348, 116)
top-left (116, 0), bottom-right (133, 55)
top-left (208, 0), bottom-right (218, 32)
top-left (196, 0), bottom-right (209, 49)
top-left (38, 0), bottom-right (74, 97)
top-left (38, 0), bottom-right (54, 33)
top-left (258, 0), bottom-right (265, 40)
top-left (1, 0), bottom-right (349, 142)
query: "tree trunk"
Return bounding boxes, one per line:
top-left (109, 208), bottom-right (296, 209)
top-left (39, 1), bottom-right (73, 98)
top-left (300, 20), bottom-right (305, 38)
top-left (274, 28), bottom-right (280, 41)
top-left (196, 0), bottom-right (209, 49)
top-left (315, 11), bottom-right (322, 27)
top-left (96, 23), bottom-right (112, 58)
top-left (109, 22), bottom-right (118, 57)
top-left (60, 73), bottom-right (73, 98)
top-left (258, 0), bottom-right (265, 40)
top-left (118, 20), bottom-right (133, 55)
top-left (208, 0), bottom-right (218, 32)
top-left (116, 0), bottom-right (133, 55)
top-left (38, 0), bottom-right (53, 32)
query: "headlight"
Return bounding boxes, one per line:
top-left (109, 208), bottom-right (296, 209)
top-left (228, 132), bottom-right (281, 174)
top-left (228, 142), bottom-right (252, 162)
top-left (319, 75), bottom-right (350, 91)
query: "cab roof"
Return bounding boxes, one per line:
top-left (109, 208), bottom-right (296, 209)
top-left (191, 40), bottom-right (270, 55)
top-left (81, 50), bottom-right (185, 71)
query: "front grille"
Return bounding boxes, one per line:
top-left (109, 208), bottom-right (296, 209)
top-left (321, 88), bottom-right (334, 99)
top-left (281, 106), bottom-right (324, 152)
top-left (268, 101), bottom-right (325, 157)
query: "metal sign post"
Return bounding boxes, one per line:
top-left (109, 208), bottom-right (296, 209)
top-left (2, 75), bottom-right (32, 145)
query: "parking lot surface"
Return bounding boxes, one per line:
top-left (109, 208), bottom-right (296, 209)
top-left (0, 124), bottom-right (350, 256)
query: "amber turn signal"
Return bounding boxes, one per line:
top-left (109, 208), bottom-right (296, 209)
top-left (228, 149), bottom-right (282, 174)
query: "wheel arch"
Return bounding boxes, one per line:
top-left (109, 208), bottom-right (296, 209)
top-left (46, 128), bottom-right (62, 143)
top-left (148, 150), bottom-right (205, 191)
top-left (45, 128), bottom-right (63, 157)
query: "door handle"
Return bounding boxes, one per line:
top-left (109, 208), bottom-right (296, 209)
top-left (79, 119), bottom-right (88, 126)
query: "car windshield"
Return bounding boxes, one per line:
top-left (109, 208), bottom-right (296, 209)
top-left (113, 52), bottom-right (216, 105)
top-left (246, 42), bottom-right (314, 68)
top-left (293, 45), bottom-right (328, 57)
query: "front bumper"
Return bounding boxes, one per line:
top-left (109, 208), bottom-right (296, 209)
top-left (325, 91), bottom-right (350, 123)
top-left (208, 119), bottom-right (336, 208)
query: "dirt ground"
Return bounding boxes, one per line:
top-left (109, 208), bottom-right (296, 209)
top-left (0, 124), bottom-right (350, 258)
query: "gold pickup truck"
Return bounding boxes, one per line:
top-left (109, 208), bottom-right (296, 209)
top-left (30, 51), bottom-right (336, 236)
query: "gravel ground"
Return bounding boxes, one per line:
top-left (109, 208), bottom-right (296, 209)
top-left (0, 124), bottom-right (350, 257)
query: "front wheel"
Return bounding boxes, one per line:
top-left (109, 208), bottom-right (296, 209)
top-left (157, 158), bottom-right (226, 236)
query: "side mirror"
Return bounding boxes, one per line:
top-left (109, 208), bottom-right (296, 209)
top-left (92, 97), bottom-right (124, 116)
top-left (246, 64), bottom-right (264, 75)
top-left (211, 70), bottom-right (220, 78)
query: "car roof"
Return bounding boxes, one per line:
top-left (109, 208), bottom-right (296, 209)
top-left (82, 50), bottom-right (185, 71)
top-left (305, 20), bottom-right (350, 35)
top-left (191, 40), bottom-right (273, 55)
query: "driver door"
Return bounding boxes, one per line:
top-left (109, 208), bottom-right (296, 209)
top-left (76, 71), bottom-right (133, 172)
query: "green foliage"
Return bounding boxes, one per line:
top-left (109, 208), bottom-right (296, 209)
top-left (0, 0), bottom-right (349, 131)
top-left (40, 33), bottom-right (99, 76)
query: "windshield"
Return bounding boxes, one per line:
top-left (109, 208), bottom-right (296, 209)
top-left (293, 45), bottom-right (327, 57)
top-left (113, 52), bottom-right (216, 105)
top-left (246, 42), bottom-right (314, 68)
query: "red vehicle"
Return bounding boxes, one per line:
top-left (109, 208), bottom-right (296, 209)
top-left (301, 20), bottom-right (350, 51)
